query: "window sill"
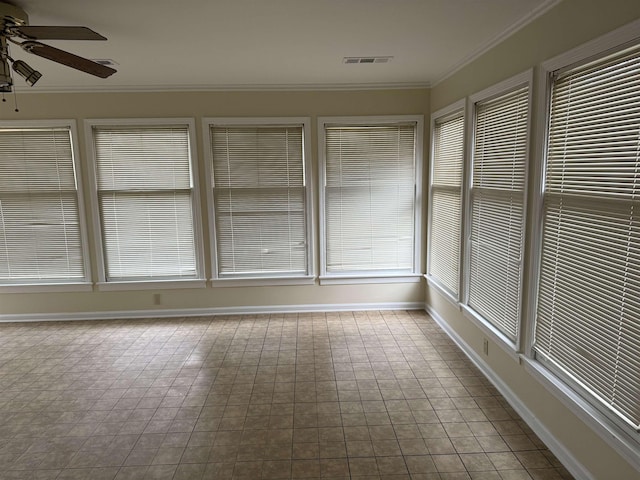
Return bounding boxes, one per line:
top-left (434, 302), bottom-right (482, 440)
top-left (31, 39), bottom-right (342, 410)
top-left (96, 279), bottom-right (206, 291)
top-left (0, 282), bottom-right (94, 294)
top-left (523, 357), bottom-right (640, 471)
top-left (211, 276), bottom-right (316, 287)
top-left (319, 274), bottom-right (422, 285)
top-left (460, 304), bottom-right (520, 362)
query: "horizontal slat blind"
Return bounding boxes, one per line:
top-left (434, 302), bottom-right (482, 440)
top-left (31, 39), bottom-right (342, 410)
top-left (534, 46), bottom-right (640, 431)
top-left (0, 127), bottom-right (86, 282)
top-left (428, 114), bottom-right (464, 295)
top-left (93, 125), bottom-right (197, 280)
top-left (468, 86), bottom-right (528, 340)
top-left (211, 126), bottom-right (307, 276)
top-left (324, 124), bottom-right (416, 273)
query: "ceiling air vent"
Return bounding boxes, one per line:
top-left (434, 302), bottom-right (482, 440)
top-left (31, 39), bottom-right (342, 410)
top-left (343, 56), bottom-right (393, 64)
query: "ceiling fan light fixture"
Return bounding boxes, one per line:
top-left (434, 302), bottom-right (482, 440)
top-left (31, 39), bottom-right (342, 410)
top-left (11, 59), bottom-right (41, 86)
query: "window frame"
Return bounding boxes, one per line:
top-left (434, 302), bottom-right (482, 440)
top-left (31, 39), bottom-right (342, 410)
top-left (462, 69), bottom-right (533, 356)
top-left (317, 115), bottom-right (424, 285)
top-left (523, 19), bottom-right (640, 469)
top-left (0, 119), bottom-right (93, 293)
top-left (84, 118), bottom-right (206, 291)
top-left (426, 100), bottom-right (466, 305)
top-left (202, 117), bottom-right (315, 286)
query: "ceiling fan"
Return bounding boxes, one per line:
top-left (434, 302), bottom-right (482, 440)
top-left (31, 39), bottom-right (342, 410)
top-left (0, 1), bottom-right (116, 92)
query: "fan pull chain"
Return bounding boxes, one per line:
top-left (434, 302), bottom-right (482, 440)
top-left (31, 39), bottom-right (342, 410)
top-left (12, 87), bottom-right (18, 112)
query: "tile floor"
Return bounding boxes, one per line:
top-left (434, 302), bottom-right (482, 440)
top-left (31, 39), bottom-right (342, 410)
top-left (0, 310), bottom-right (574, 480)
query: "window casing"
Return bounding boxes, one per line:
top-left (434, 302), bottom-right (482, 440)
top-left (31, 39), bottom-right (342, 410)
top-left (204, 118), bottom-right (313, 283)
top-left (533, 44), bottom-right (640, 436)
top-left (465, 75), bottom-right (531, 344)
top-left (318, 116), bottom-right (423, 283)
top-left (87, 119), bottom-right (204, 287)
top-left (0, 122), bottom-right (91, 290)
top-left (428, 104), bottom-right (465, 298)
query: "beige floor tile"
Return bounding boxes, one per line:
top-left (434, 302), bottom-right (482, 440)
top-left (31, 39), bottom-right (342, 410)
top-left (0, 312), bottom-right (575, 480)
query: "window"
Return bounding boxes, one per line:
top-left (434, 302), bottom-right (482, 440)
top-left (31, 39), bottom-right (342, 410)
top-left (533, 44), bottom-right (640, 434)
top-left (87, 120), bottom-right (204, 286)
top-left (205, 118), bottom-right (313, 282)
top-left (465, 74), bottom-right (531, 343)
top-left (319, 116), bottom-right (423, 283)
top-left (428, 103), bottom-right (465, 297)
top-left (0, 122), bottom-right (90, 289)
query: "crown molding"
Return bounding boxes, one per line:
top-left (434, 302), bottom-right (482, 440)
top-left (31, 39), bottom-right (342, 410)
top-left (432, 0), bottom-right (561, 87)
top-left (12, 81), bottom-right (431, 95)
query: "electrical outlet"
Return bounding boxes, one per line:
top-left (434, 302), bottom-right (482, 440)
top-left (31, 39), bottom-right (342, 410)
top-left (483, 338), bottom-right (489, 356)
top-left (153, 293), bottom-right (162, 305)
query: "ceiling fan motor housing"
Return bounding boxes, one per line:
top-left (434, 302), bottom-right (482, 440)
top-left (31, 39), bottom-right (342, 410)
top-left (0, 2), bottom-right (28, 28)
top-left (0, 2), bottom-right (28, 26)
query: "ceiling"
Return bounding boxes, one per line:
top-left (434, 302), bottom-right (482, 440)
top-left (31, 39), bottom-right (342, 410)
top-left (6, 0), bottom-right (559, 92)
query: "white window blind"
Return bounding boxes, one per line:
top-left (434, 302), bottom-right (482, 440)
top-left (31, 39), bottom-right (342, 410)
top-left (92, 125), bottom-right (198, 281)
top-left (323, 124), bottom-right (417, 274)
top-left (429, 114), bottom-right (464, 295)
top-left (0, 127), bottom-right (87, 283)
top-left (468, 86), bottom-right (529, 341)
top-left (534, 45), bottom-right (640, 432)
top-left (210, 125), bottom-right (308, 276)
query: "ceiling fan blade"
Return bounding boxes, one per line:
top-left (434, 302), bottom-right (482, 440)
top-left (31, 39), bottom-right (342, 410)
top-left (21, 41), bottom-right (116, 78)
top-left (9, 26), bottom-right (107, 41)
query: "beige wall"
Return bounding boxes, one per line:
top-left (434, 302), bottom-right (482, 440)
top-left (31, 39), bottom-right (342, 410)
top-left (0, 89), bottom-right (429, 316)
top-left (428, 1), bottom-right (640, 479)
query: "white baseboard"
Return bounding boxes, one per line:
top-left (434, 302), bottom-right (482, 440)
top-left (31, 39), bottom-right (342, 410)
top-left (0, 302), bottom-right (426, 323)
top-left (425, 304), bottom-right (594, 480)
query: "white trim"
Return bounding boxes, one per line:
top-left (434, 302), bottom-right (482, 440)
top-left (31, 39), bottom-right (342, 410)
top-left (0, 283), bottom-right (93, 293)
top-left (468, 69), bottom-right (533, 105)
top-left (524, 358), bottom-right (640, 472)
top-left (318, 118), bottom-right (329, 277)
top-left (319, 274), bottom-right (422, 285)
top-left (0, 119), bottom-right (93, 287)
top-left (0, 302), bottom-right (426, 323)
top-left (96, 279), bottom-right (206, 291)
top-left (462, 69), bottom-right (533, 351)
top-left (425, 304), bottom-right (596, 480)
top-left (414, 116), bottom-right (425, 275)
top-left (319, 115), bottom-right (424, 127)
top-left (461, 96), bottom-right (474, 308)
top-left (13, 82), bottom-right (432, 95)
top-left (317, 115), bottom-right (424, 279)
top-left (201, 119), bottom-right (219, 283)
top-left (69, 120), bottom-right (94, 286)
top-left (430, 99), bottom-right (466, 123)
top-left (427, 99), bottom-right (466, 298)
top-left (525, 65), bottom-right (554, 358)
top-left (211, 276), bottom-right (315, 287)
top-left (432, 0), bottom-right (561, 86)
top-left (84, 117), bottom-right (206, 284)
top-left (202, 117), bottom-right (314, 281)
top-left (83, 124), bottom-right (106, 285)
